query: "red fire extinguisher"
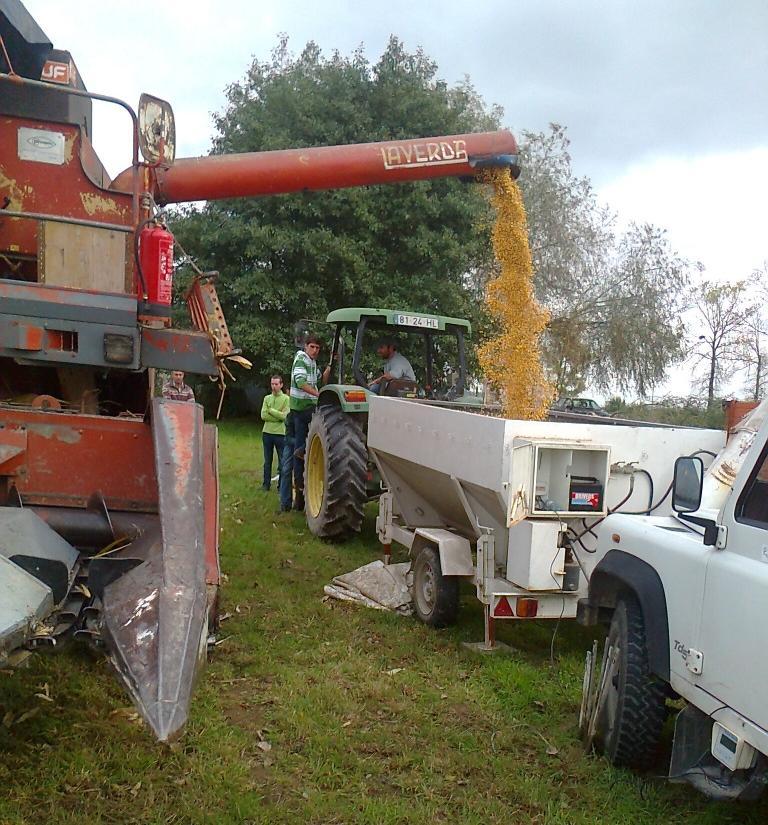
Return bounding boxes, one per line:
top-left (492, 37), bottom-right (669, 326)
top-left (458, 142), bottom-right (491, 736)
top-left (138, 223), bottom-right (174, 305)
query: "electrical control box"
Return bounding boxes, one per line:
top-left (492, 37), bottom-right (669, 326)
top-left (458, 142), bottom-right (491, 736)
top-left (711, 723), bottom-right (758, 771)
top-left (506, 520), bottom-right (565, 591)
top-left (508, 439), bottom-right (611, 525)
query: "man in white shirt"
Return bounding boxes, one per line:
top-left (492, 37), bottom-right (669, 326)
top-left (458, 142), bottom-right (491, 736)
top-left (368, 337), bottom-right (415, 394)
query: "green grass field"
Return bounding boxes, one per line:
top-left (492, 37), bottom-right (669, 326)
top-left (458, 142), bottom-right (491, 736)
top-left (1, 420), bottom-right (766, 824)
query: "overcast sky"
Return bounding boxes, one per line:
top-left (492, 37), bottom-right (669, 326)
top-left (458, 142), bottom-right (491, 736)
top-left (19, 0), bottom-right (768, 395)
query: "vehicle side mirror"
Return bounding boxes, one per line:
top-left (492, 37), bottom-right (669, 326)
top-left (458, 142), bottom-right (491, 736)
top-left (672, 456), bottom-right (704, 513)
top-left (138, 93), bottom-right (176, 165)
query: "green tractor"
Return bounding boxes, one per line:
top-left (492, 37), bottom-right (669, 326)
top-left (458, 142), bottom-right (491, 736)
top-left (303, 307), bottom-right (478, 540)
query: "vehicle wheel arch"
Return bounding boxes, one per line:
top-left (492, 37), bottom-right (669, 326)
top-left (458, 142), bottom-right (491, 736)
top-left (410, 530), bottom-right (474, 577)
top-left (318, 387), bottom-right (342, 407)
top-left (586, 549), bottom-right (670, 681)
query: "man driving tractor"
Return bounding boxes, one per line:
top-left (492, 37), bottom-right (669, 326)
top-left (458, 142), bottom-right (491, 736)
top-left (368, 337), bottom-right (416, 394)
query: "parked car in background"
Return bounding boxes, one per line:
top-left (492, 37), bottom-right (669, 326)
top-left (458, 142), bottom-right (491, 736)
top-left (552, 397), bottom-right (611, 417)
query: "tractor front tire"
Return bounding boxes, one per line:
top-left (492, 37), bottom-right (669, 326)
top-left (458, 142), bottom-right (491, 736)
top-left (411, 546), bottom-right (459, 628)
top-left (305, 404), bottom-right (367, 541)
top-left (594, 595), bottom-right (668, 769)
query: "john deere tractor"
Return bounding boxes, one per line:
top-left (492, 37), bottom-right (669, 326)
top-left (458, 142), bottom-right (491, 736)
top-left (304, 307), bottom-right (477, 540)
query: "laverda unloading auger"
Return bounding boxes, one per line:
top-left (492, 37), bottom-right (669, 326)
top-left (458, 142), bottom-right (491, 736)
top-left (0, 0), bottom-right (518, 741)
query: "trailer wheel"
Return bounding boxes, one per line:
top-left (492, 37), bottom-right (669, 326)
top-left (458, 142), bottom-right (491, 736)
top-left (412, 546), bottom-right (459, 628)
top-left (594, 595), bottom-right (667, 769)
top-left (305, 404), bottom-right (367, 541)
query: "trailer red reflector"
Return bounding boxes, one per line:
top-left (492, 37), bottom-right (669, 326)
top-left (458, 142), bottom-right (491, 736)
top-left (516, 598), bottom-right (538, 618)
top-left (344, 390), bottom-right (368, 403)
top-left (494, 596), bottom-right (514, 617)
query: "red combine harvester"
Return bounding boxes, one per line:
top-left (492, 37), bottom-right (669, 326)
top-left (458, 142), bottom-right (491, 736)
top-left (0, 0), bottom-right (519, 741)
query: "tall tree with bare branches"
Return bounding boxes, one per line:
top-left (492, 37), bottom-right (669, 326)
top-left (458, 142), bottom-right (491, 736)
top-left (690, 281), bottom-right (751, 406)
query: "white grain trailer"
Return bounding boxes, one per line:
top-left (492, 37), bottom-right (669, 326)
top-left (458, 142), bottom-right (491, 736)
top-left (368, 396), bottom-right (725, 648)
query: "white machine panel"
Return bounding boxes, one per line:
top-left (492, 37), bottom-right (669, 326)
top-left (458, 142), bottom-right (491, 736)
top-left (506, 520), bottom-right (564, 590)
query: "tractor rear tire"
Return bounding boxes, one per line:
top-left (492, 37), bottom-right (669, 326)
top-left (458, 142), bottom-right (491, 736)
top-left (412, 546), bottom-right (459, 628)
top-left (594, 595), bottom-right (668, 769)
top-left (305, 404), bottom-right (367, 541)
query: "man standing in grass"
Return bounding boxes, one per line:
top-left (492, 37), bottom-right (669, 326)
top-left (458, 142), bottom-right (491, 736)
top-left (260, 375), bottom-right (289, 492)
top-left (288, 334), bottom-right (331, 511)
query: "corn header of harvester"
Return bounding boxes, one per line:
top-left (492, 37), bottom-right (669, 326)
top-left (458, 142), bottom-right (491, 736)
top-left (0, 0), bottom-right (519, 741)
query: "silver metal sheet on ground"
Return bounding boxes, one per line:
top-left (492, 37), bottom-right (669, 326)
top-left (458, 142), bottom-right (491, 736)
top-left (324, 561), bottom-right (412, 616)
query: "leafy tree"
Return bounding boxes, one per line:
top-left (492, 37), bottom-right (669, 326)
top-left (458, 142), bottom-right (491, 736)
top-left (171, 37), bottom-right (500, 384)
top-left (605, 395), bottom-right (725, 428)
top-left (518, 125), bottom-right (689, 398)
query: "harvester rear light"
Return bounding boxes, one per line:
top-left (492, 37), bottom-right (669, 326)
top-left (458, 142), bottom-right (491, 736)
top-left (516, 598), bottom-right (538, 618)
top-left (494, 596), bottom-right (514, 617)
top-left (344, 390), bottom-right (367, 403)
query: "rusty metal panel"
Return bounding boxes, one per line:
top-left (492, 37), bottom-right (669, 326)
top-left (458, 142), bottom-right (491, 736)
top-left (203, 423), bottom-right (220, 588)
top-left (0, 408), bottom-right (158, 511)
top-left (0, 117), bottom-right (132, 261)
top-left (185, 275), bottom-right (235, 358)
top-left (39, 221), bottom-right (127, 292)
top-left (0, 426), bottom-right (27, 476)
top-left (0, 280), bottom-right (137, 324)
top-left (140, 327), bottom-right (217, 376)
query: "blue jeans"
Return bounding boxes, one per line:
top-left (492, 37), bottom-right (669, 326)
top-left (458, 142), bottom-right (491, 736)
top-left (279, 414), bottom-right (295, 510)
top-left (291, 407), bottom-right (314, 502)
top-left (262, 432), bottom-right (285, 490)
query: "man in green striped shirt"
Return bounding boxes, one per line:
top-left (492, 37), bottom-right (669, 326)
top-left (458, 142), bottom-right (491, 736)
top-left (288, 334), bottom-right (331, 511)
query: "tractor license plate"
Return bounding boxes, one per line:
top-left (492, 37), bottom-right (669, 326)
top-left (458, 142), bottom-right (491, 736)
top-left (394, 314), bottom-right (439, 329)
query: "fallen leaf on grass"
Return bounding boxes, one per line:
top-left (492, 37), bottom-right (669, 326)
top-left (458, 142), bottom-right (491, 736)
top-left (109, 707), bottom-right (140, 721)
top-left (546, 746), bottom-right (559, 756)
top-left (440, 693), bottom-right (448, 700)
top-left (257, 741), bottom-right (272, 753)
top-left (385, 668), bottom-right (404, 676)
top-left (35, 683), bottom-right (53, 702)
top-left (14, 707), bottom-right (39, 724)
top-left (341, 721), bottom-right (352, 728)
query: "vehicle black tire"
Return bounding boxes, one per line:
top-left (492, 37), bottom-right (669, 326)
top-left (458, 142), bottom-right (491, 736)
top-left (304, 404), bottom-right (367, 541)
top-left (594, 595), bottom-right (668, 769)
top-left (411, 545), bottom-right (459, 628)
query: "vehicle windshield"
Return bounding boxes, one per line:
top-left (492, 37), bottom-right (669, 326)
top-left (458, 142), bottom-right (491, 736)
top-left (335, 320), bottom-right (464, 399)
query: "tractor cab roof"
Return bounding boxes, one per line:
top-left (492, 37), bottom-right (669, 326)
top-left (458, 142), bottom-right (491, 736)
top-left (325, 307), bottom-right (471, 335)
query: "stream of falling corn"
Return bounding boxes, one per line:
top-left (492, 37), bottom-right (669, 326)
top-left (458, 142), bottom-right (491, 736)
top-left (477, 168), bottom-right (553, 420)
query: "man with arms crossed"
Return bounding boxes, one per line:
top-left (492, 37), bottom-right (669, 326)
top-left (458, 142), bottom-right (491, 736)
top-left (260, 375), bottom-right (289, 493)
